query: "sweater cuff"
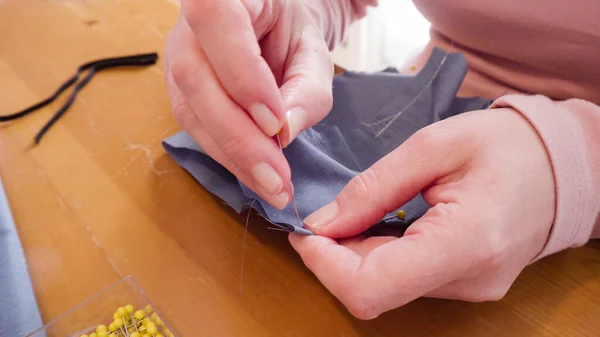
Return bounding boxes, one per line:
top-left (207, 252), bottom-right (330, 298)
top-left (490, 95), bottom-right (597, 262)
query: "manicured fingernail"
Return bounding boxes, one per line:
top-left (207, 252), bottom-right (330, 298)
top-left (256, 184), bottom-right (289, 210)
top-left (248, 103), bottom-right (280, 137)
top-left (286, 107), bottom-right (307, 144)
top-left (271, 192), bottom-right (290, 210)
top-left (251, 162), bottom-right (282, 195)
top-left (304, 201), bottom-right (338, 229)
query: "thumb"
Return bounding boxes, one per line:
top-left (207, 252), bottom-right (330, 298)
top-left (278, 24), bottom-right (334, 147)
top-left (289, 201), bottom-right (475, 319)
top-left (303, 128), bottom-right (467, 238)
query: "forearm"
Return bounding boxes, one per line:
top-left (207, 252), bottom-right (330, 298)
top-left (304, 0), bottom-right (377, 50)
top-left (490, 95), bottom-right (600, 260)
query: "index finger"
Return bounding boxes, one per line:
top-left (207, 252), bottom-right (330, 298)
top-left (181, 0), bottom-right (285, 137)
top-left (289, 203), bottom-right (474, 320)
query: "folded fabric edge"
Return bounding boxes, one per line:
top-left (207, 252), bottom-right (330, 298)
top-left (161, 140), bottom-right (314, 235)
top-left (161, 138), bottom-right (422, 237)
top-left (239, 198), bottom-right (314, 235)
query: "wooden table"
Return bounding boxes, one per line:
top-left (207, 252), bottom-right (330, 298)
top-left (1, 0), bottom-right (600, 336)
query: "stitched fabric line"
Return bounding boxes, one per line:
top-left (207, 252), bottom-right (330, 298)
top-left (374, 53), bottom-right (449, 138)
top-left (162, 48), bottom-right (492, 234)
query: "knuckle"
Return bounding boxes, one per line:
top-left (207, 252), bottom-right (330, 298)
top-left (420, 202), bottom-right (462, 227)
top-left (240, 0), bottom-right (267, 25)
top-left (216, 151), bottom-right (244, 178)
top-left (409, 126), bottom-right (447, 152)
top-left (220, 69), bottom-right (248, 93)
top-left (167, 86), bottom-right (196, 130)
top-left (338, 272), bottom-right (385, 320)
top-left (476, 231), bottom-right (507, 269)
top-left (171, 98), bottom-right (194, 129)
top-left (484, 285), bottom-right (510, 301)
top-left (343, 289), bottom-right (384, 320)
top-left (349, 303), bottom-right (382, 320)
top-left (468, 283), bottom-right (510, 302)
top-left (184, 0), bottom-right (221, 27)
top-left (169, 56), bottom-right (194, 89)
top-left (346, 167), bottom-right (381, 202)
top-left (220, 134), bottom-right (250, 160)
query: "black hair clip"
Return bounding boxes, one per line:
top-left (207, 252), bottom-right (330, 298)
top-left (1, 52), bottom-right (159, 145)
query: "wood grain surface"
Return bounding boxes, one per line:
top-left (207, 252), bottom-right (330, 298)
top-left (1, 0), bottom-right (599, 336)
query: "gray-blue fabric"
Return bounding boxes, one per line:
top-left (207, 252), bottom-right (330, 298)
top-left (0, 177), bottom-right (44, 336)
top-left (162, 48), bottom-right (492, 234)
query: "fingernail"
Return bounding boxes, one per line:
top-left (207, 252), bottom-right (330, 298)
top-left (251, 162), bottom-right (283, 195)
top-left (248, 103), bottom-right (280, 137)
top-left (286, 107), bottom-right (307, 144)
top-left (304, 201), bottom-right (338, 229)
top-left (256, 184), bottom-right (289, 210)
top-left (271, 192), bottom-right (290, 210)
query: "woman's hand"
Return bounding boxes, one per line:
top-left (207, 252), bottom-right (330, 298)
top-left (289, 108), bottom-right (556, 319)
top-left (164, 0), bottom-right (334, 209)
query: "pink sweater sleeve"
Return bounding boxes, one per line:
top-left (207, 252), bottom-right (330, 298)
top-left (490, 95), bottom-right (600, 262)
top-left (302, 0), bottom-right (600, 262)
top-left (304, 0), bottom-right (378, 50)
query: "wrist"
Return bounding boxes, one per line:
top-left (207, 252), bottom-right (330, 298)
top-left (490, 95), bottom-right (599, 261)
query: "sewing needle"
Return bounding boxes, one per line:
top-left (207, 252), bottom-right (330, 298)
top-left (276, 134), bottom-right (302, 229)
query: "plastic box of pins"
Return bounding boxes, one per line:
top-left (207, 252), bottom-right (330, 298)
top-left (26, 276), bottom-right (178, 337)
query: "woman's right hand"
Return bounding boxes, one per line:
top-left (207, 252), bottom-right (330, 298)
top-left (164, 0), bottom-right (334, 209)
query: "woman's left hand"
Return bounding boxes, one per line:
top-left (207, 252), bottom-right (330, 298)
top-left (289, 107), bottom-right (556, 319)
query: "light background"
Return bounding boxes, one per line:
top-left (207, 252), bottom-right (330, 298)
top-left (331, 1), bottom-right (431, 71)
